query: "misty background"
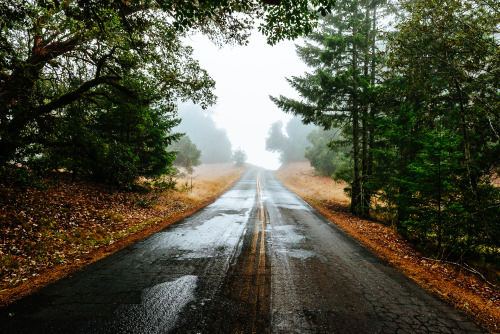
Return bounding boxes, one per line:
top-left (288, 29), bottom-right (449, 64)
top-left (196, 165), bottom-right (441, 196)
top-left (179, 31), bottom-right (311, 170)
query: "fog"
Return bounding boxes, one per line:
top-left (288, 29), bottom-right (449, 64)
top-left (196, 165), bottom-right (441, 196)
top-left (183, 31), bottom-right (309, 170)
top-left (175, 105), bottom-right (233, 164)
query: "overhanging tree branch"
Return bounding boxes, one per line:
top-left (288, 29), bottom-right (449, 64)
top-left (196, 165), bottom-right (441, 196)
top-left (33, 75), bottom-right (122, 116)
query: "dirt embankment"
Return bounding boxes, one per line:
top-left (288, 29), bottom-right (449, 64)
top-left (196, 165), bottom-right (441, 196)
top-left (276, 162), bottom-right (500, 333)
top-left (0, 164), bottom-right (247, 306)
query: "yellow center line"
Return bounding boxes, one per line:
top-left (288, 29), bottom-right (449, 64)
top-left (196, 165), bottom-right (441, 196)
top-left (256, 171), bottom-right (266, 269)
top-left (238, 171), bottom-right (264, 304)
top-left (236, 170), bottom-right (269, 334)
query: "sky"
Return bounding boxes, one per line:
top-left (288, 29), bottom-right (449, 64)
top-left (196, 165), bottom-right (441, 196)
top-left (183, 31), bottom-right (309, 170)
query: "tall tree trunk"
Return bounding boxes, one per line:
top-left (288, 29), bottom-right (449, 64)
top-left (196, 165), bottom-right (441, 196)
top-left (367, 5), bottom-right (377, 205)
top-left (0, 36), bottom-right (80, 163)
top-left (397, 145), bottom-right (411, 231)
top-left (360, 3), bottom-right (372, 218)
top-left (437, 128), bottom-right (443, 250)
top-left (351, 14), bottom-right (362, 216)
top-left (454, 79), bottom-right (478, 202)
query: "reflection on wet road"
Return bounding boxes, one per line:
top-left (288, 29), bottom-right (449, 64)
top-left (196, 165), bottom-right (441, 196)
top-left (0, 169), bottom-right (486, 333)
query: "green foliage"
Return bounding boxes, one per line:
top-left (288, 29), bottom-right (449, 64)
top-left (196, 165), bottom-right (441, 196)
top-left (0, 1), bottom-right (223, 186)
top-left (265, 117), bottom-right (316, 163)
top-left (258, 0), bottom-right (335, 45)
top-left (271, 0), bottom-right (500, 262)
top-left (152, 177), bottom-right (177, 192)
top-left (0, 0), bottom-right (337, 187)
top-left (305, 128), bottom-right (351, 180)
top-left (33, 72), bottom-right (183, 186)
top-left (372, 0), bottom-right (500, 260)
top-left (232, 148), bottom-right (247, 167)
top-left (0, 165), bottom-right (48, 191)
top-left (170, 135), bottom-right (201, 174)
top-left (0, 0), bottom-right (335, 164)
top-left (271, 0), bottom-right (383, 217)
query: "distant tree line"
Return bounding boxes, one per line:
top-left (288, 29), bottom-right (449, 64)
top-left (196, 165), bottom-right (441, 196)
top-left (265, 117), bottom-right (316, 164)
top-left (272, 0), bottom-right (500, 263)
top-left (175, 106), bottom-right (233, 164)
top-left (265, 118), bottom-right (351, 181)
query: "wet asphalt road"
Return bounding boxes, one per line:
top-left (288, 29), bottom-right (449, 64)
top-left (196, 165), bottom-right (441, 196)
top-left (0, 169), bottom-right (487, 333)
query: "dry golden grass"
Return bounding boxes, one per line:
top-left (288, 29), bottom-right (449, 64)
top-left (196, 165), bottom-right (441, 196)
top-left (275, 162), bottom-right (349, 205)
top-left (276, 162), bottom-right (500, 333)
top-left (174, 163), bottom-right (246, 203)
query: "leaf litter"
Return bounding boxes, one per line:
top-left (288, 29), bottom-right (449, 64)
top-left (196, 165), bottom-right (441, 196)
top-left (0, 163), bottom-right (245, 306)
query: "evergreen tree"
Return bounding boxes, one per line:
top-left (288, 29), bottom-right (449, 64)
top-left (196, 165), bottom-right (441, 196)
top-left (0, 0), bottom-right (335, 166)
top-left (271, 0), bottom-right (384, 217)
top-left (170, 135), bottom-right (202, 174)
top-left (375, 0), bottom-right (500, 256)
top-left (38, 72), bottom-right (182, 186)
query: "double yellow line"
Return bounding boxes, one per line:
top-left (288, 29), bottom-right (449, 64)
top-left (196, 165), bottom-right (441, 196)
top-left (256, 170), bottom-right (266, 268)
top-left (235, 170), bottom-right (269, 333)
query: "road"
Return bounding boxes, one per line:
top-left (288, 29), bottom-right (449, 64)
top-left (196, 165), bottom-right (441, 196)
top-left (0, 169), bottom-right (486, 333)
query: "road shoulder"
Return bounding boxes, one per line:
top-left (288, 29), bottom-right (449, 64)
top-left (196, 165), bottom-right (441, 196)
top-left (275, 162), bottom-right (500, 333)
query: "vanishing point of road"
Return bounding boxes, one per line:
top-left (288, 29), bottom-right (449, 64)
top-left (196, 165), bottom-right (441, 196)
top-left (0, 169), bottom-right (486, 333)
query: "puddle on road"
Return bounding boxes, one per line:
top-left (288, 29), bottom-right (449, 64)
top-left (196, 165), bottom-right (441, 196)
top-left (90, 275), bottom-right (197, 334)
top-left (276, 203), bottom-right (309, 210)
top-left (157, 209), bottom-right (251, 260)
top-left (210, 194), bottom-right (255, 210)
top-left (272, 225), bottom-right (317, 259)
top-left (275, 249), bottom-right (316, 259)
top-left (273, 225), bottom-right (306, 244)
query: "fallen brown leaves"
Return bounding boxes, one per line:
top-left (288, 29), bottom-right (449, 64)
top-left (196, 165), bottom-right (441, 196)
top-left (0, 163), bottom-right (246, 306)
top-left (276, 162), bottom-right (500, 333)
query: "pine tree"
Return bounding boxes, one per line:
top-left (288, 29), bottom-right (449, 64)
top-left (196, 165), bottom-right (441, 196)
top-left (271, 0), bottom-right (384, 217)
top-left (170, 135), bottom-right (202, 175)
top-left (377, 0), bottom-right (500, 255)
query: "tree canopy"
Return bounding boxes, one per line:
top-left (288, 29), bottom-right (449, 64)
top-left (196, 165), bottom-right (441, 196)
top-left (272, 0), bottom-right (384, 217)
top-left (273, 0), bottom-right (500, 262)
top-left (375, 0), bottom-right (500, 254)
top-left (1, 0), bottom-right (336, 185)
top-left (0, 0), bottom-right (216, 171)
